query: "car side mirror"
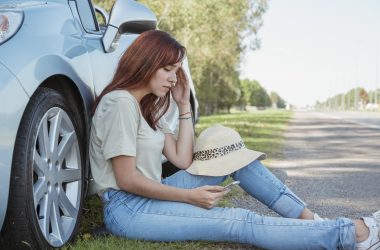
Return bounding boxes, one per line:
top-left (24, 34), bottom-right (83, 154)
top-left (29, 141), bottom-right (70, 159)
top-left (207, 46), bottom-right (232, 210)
top-left (102, 0), bottom-right (157, 53)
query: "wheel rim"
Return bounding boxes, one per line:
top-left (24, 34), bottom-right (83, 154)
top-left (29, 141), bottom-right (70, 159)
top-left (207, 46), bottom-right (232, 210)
top-left (33, 107), bottom-right (82, 247)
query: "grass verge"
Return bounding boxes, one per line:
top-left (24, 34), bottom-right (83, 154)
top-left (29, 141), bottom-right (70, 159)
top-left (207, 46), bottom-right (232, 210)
top-left (66, 109), bottom-right (293, 249)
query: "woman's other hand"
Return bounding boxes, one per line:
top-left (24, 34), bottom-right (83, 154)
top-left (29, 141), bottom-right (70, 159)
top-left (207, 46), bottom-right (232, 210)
top-left (171, 68), bottom-right (190, 106)
top-left (186, 185), bottom-right (229, 209)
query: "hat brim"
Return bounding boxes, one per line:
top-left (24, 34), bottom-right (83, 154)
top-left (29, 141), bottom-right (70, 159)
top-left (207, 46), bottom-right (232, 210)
top-left (186, 149), bottom-right (266, 176)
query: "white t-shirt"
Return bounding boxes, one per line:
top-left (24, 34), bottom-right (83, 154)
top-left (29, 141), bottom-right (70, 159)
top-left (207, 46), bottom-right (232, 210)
top-left (89, 90), bottom-right (173, 195)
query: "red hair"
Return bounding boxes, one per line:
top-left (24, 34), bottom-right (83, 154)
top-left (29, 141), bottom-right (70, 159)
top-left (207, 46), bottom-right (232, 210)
top-left (93, 30), bottom-right (187, 130)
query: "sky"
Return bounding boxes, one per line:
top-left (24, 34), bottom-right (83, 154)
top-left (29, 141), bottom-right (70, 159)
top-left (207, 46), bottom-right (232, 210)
top-left (240, 0), bottom-right (380, 107)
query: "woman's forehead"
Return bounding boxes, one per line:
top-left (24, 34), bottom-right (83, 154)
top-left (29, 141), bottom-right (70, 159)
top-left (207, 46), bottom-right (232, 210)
top-left (163, 61), bottom-right (182, 68)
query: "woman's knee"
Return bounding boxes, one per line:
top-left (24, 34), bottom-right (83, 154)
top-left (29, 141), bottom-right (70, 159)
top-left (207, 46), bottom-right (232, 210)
top-left (231, 160), bottom-right (262, 179)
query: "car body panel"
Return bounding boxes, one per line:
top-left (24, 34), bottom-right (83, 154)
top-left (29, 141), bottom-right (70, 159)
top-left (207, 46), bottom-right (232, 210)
top-left (0, 62), bottom-right (29, 228)
top-left (83, 34), bottom-right (139, 94)
top-left (0, 0), bottom-right (199, 236)
top-left (0, 0), bottom-right (128, 231)
top-left (0, 1), bottom-right (94, 98)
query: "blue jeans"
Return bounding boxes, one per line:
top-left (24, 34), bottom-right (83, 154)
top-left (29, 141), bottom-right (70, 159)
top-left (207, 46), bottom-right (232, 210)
top-left (101, 160), bottom-right (356, 249)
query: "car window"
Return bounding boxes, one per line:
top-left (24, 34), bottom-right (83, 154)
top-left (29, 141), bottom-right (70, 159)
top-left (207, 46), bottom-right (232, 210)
top-left (92, 1), bottom-right (115, 32)
top-left (75, 0), bottom-right (99, 33)
top-left (95, 11), bottom-right (106, 27)
top-left (93, 6), bottom-right (108, 32)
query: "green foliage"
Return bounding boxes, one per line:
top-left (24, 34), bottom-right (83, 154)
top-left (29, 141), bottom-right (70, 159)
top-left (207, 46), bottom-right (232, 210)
top-left (64, 236), bottom-right (255, 250)
top-left (140, 0), bottom-right (268, 115)
top-left (93, 0), bottom-right (268, 115)
top-left (270, 91), bottom-right (286, 109)
top-left (240, 79), bottom-right (271, 108)
top-left (367, 89), bottom-right (380, 104)
top-left (317, 87), bottom-right (373, 110)
top-left (195, 110), bottom-right (292, 159)
top-left (80, 195), bottom-right (103, 233)
top-left (92, 0), bottom-right (114, 12)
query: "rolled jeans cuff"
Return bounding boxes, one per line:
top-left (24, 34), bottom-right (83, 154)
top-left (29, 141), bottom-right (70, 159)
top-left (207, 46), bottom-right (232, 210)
top-left (339, 217), bottom-right (356, 250)
top-left (270, 186), bottom-right (306, 218)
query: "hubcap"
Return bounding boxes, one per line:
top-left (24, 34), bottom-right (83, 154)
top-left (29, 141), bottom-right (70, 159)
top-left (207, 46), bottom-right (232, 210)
top-left (33, 107), bottom-right (81, 247)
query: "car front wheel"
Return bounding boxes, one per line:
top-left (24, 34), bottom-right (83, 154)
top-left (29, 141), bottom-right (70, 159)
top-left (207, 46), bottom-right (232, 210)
top-left (3, 87), bottom-right (84, 249)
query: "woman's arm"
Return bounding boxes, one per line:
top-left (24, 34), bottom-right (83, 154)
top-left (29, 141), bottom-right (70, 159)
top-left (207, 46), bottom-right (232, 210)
top-left (162, 68), bottom-right (194, 169)
top-left (163, 103), bottom-right (194, 169)
top-left (112, 155), bottom-right (227, 209)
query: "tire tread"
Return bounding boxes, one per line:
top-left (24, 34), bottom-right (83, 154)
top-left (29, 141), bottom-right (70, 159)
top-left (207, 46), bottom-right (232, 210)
top-left (2, 87), bottom-right (84, 250)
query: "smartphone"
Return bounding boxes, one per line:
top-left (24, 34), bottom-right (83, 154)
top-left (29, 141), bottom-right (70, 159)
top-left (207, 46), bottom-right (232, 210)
top-left (223, 181), bottom-right (240, 190)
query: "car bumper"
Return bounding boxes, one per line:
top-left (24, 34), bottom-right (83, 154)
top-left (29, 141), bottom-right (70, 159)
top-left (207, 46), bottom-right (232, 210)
top-left (0, 62), bottom-right (29, 230)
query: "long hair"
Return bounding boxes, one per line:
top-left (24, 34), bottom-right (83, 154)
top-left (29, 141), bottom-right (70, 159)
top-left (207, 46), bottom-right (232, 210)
top-left (92, 30), bottom-right (187, 130)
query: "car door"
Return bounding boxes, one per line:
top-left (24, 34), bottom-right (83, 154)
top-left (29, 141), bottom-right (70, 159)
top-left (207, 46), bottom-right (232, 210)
top-left (70, 0), bottom-right (140, 96)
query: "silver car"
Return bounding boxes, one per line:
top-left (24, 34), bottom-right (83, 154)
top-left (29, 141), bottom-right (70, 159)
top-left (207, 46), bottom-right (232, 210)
top-left (0, 0), bottom-right (198, 248)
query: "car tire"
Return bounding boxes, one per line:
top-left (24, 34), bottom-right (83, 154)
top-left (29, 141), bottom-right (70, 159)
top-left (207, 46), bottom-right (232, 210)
top-left (3, 87), bottom-right (84, 249)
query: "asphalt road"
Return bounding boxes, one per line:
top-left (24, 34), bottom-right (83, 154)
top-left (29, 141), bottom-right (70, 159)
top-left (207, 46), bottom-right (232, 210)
top-left (315, 110), bottom-right (380, 130)
top-left (233, 110), bottom-right (380, 221)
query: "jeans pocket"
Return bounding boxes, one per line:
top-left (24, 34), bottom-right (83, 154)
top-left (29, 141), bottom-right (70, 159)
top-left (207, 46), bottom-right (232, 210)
top-left (101, 189), bottom-right (119, 204)
top-left (110, 190), bottom-right (137, 213)
top-left (103, 194), bottom-right (135, 237)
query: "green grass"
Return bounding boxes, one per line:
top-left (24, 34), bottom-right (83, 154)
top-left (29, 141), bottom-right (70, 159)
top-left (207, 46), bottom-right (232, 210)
top-left (66, 109), bottom-right (293, 249)
top-left (195, 109), bottom-right (292, 159)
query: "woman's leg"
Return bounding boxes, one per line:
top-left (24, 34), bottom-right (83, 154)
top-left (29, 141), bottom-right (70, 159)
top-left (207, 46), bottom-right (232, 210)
top-left (164, 160), bottom-right (313, 219)
top-left (101, 189), bottom-right (356, 250)
top-left (232, 160), bottom-right (310, 219)
top-left (162, 169), bottom-right (228, 189)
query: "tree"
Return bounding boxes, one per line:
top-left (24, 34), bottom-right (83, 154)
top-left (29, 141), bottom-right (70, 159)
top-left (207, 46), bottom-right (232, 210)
top-left (270, 92), bottom-right (286, 109)
top-left (318, 87), bottom-right (370, 110)
top-left (359, 88), bottom-right (369, 105)
top-left (140, 0), bottom-right (268, 114)
top-left (239, 79), bottom-right (271, 108)
top-left (94, 0), bottom-right (268, 114)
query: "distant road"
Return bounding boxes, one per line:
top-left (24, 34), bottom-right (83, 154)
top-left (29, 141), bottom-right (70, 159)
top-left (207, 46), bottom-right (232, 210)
top-left (236, 111), bottom-right (380, 221)
top-left (311, 110), bottom-right (380, 130)
top-left (273, 111), bottom-right (380, 219)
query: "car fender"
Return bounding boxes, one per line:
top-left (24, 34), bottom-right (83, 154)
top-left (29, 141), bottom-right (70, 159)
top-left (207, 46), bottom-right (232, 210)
top-left (28, 54), bottom-right (95, 113)
top-left (0, 63), bottom-right (29, 230)
top-left (0, 0), bottom-right (95, 117)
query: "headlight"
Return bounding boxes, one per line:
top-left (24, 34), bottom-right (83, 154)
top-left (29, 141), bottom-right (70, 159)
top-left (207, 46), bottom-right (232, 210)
top-left (0, 10), bottom-right (23, 45)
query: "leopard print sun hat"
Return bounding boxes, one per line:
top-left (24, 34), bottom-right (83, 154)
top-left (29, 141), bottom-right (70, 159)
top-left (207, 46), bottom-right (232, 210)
top-left (186, 124), bottom-right (266, 176)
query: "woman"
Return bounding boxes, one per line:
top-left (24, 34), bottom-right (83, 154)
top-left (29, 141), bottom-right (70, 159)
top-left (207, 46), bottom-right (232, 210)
top-left (89, 30), bottom-right (379, 250)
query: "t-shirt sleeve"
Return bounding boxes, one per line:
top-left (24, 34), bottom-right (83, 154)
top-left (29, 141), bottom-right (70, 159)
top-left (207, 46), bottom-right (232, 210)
top-left (97, 97), bottom-right (139, 160)
top-left (159, 116), bottom-right (174, 134)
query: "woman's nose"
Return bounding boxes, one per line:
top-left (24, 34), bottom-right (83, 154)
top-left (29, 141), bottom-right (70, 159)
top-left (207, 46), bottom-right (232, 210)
top-left (169, 74), bottom-right (177, 83)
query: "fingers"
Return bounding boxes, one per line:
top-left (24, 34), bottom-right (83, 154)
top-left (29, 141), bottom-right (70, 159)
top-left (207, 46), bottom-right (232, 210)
top-left (205, 191), bottom-right (227, 209)
top-left (202, 185), bottom-right (230, 209)
top-left (191, 185), bottom-right (231, 209)
top-left (203, 185), bottom-right (230, 198)
top-left (204, 185), bottom-right (225, 192)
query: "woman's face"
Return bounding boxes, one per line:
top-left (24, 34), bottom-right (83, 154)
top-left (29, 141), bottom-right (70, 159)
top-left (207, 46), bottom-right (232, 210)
top-left (148, 61), bottom-right (182, 97)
